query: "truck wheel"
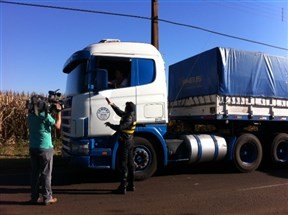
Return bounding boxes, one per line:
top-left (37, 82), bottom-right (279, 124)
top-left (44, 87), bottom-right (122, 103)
top-left (134, 136), bottom-right (157, 181)
top-left (233, 133), bottom-right (262, 173)
top-left (271, 133), bottom-right (288, 164)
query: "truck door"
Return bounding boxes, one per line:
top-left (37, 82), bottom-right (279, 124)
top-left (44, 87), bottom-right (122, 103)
top-left (133, 58), bottom-right (167, 123)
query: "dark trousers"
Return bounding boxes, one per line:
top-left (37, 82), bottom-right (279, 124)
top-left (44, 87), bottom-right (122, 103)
top-left (118, 136), bottom-right (135, 187)
top-left (29, 148), bottom-right (54, 201)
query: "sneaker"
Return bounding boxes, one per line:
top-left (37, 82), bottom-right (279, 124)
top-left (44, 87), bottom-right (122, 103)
top-left (126, 185), bottom-right (135, 192)
top-left (44, 197), bottom-right (57, 205)
top-left (113, 187), bottom-right (126, 195)
top-left (28, 197), bottom-right (42, 205)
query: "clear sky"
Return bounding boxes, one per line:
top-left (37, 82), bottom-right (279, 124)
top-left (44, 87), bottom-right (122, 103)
top-left (1, 0), bottom-right (287, 94)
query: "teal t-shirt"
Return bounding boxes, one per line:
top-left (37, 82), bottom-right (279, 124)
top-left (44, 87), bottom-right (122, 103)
top-left (28, 112), bottom-right (55, 149)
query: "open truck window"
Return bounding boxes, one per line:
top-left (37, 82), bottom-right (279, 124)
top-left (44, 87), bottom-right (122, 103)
top-left (94, 57), bottom-right (132, 89)
top-left (92, 56), bottom-right (156, 89)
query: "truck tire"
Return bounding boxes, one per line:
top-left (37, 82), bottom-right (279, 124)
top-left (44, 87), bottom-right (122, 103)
top-left (233, 133), bottom-right (262, 173)
top-left (271, 133), bottom-right (288, 164)
top-left (134, 136), bottom-right (157, 181)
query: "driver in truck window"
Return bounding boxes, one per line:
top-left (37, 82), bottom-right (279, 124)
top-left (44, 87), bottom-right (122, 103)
top-left (108, 69), bottom-right (128, 88)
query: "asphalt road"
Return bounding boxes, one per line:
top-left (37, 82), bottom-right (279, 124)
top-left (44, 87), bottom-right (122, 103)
top-left (1, 157), bottom-right (288, 215)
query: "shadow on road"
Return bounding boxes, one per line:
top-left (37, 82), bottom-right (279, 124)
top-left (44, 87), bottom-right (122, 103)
top-left (0, 200), bottom-right (42, 206)
top-left (0, 188), bottom-right (114, 206)
top-left (0, 186), bottom-right (114, 197)
top-left (53, 188), bottom-right (114, 195)
top-left (1, 155), bottom-right (287, 189)
top-left (0, 156), bottom-right (121, 203)
top-left (260, 162), bottom-right (288, 179)
top-left (0, 156), bottom-right (119, 186)
top-left (156, 160), bottom-right (288, 179)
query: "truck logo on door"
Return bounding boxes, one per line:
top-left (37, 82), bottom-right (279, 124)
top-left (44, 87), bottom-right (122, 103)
top-left (96, 107), bottom-right (110, 120)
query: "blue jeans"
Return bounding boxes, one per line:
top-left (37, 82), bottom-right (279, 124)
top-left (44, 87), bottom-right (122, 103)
top-left (29, 148), bottom-right (54, 201)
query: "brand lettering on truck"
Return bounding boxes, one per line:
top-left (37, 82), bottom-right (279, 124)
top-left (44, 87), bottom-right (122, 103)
top-left (182, 75), bottom-right (202, 85)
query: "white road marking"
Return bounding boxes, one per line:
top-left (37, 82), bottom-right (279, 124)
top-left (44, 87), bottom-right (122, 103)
top-left (238, 183), bottom-right (288, 191)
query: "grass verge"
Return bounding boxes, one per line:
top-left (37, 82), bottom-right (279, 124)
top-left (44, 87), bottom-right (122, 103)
top-left (0, 139), bottom-right (62, 159)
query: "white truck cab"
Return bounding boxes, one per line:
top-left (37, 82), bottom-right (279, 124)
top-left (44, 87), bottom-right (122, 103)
top-left (61, 40), bottom-right (168, 180)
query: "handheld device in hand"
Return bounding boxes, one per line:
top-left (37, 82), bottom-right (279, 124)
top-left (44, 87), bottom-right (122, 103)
top-left (105, 97), bottom-right (111, 104)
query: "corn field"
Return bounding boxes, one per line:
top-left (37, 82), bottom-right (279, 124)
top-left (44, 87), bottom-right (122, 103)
top-left (0, 91), bottom-right (61, 156)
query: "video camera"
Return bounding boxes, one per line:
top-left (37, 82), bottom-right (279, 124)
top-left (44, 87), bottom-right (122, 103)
top-left (48, 89), bottom-right (63, 113)
top-left (26, 89), bottom-right (63, 116)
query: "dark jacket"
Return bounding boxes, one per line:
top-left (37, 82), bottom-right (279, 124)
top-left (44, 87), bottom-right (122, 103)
top-left (109, 103), bottom-right (136, 139)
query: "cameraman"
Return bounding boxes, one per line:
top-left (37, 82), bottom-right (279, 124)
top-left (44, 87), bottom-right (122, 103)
top-left (27, 98), bottom-right (62, 205)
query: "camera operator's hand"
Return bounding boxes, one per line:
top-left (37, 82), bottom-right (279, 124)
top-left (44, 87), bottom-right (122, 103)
top-left (104, 122), bottom-right (111, 127)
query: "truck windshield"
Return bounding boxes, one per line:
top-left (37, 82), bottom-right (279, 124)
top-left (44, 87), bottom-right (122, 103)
top-left (65, 61), bottom-right (88, 95)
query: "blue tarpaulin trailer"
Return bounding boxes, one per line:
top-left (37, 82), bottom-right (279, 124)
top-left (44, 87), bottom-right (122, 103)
top-left (169, 47), bottom-right (288, 121)
top-left (169, 47), bottom-right (288, 100)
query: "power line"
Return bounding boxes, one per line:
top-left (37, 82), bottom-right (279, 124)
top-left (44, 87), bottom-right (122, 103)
top-left (159, 19), bottom-right (288, 51)
top-left (210, 2), bottom-right (287, 22)
top-left (1, 0), bottom-right (287, 51)
top-left (0, 1), bottom-right (149, 20)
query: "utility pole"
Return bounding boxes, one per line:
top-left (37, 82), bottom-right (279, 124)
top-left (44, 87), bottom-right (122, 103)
top-left (151, 0), bottom-right (159, 49)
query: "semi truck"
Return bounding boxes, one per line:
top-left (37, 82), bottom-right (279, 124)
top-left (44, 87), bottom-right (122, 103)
top-left (61, 39), bottom-right (288, 180)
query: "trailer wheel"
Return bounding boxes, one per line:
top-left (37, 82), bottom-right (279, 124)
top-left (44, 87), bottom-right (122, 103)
top-left (133, 137), bottom-right (157, 181)
top-left (271, 133), bottom-right (288, 164)
top-left (233, 133), bottom-right (262, 172)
